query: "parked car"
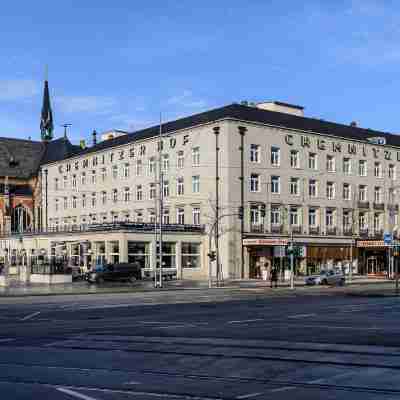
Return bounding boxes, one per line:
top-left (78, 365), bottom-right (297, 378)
top-left (305, 270), bottom-right (345, 286)
top-left (87, 262), bottom-right (142, 284)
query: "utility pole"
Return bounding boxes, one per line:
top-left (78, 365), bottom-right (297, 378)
top-left (213, 127), bottom-right (220, 285)
top-left (290, 229), bottom-right (294, 290)
top-left (238, 126), bottom-right (247, 279)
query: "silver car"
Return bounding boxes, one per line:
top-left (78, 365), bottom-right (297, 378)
top-left (305, 270), bottom-right (345, 286)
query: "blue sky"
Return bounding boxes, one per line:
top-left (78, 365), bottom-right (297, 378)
top-left (1, 0), bottom-right (400, 143)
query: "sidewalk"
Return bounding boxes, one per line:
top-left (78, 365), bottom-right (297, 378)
top-left (0, 275), bottom-right (392, 297)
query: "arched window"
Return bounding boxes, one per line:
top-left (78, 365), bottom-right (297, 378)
top-left (11, 205), bottom-right (31, 233)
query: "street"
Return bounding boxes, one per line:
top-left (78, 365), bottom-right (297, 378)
top-left (1, 286), bottom-right (400, 399)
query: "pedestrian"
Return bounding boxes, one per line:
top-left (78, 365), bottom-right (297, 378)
top-left (270, 267), bottom-right (278, 288)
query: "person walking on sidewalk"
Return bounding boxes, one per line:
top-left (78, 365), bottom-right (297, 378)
top-left (270, 267), bottom-right (278, 288)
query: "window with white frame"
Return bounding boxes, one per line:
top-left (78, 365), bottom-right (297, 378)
top-left (101, 167), bottom-right (107, 182)
top-left (271, 176), bottom-right (280, 194)
top-left (326, 155), bottom-right (335, 172)
top-left (271, 206), bottom-right (280, 225)
top-left (148, 157), bottom-right (156, 175)
top-left (389, 188), bottom-right (396, 204)
top-left (136, 211), bottom-right (143, 223)
top-left (289, 206), bottom-right (299, 226)
top-left (343, 210), bottom-right (351, 231)
top-left (136, 160), bottom-right (142, 176)
top-left (91, 170), bottom-right (96, 184)
top-left (290, 150), bottom-right (300, 168)
top-left (250, 174), bottom-right (260, 192)
top-left (389, 164), bottom-right (396, 180)
top-left (163, 180), bottom-right (169, 197)
top-left (72, 175), bottom-right (76, 188)
top-left (192, 147), bottom-right (200, 166)
top-left (163, 209), bottom-right (170, 224)
top-left (374, 213), bottom-right (382, 231)
top-left (343, 158), bottom-right (351, 175)
top-left (177, 208), bottom-right (185, 224)
top-left (374, 162), bottom-right (382, 178)
top-left (177, 151), bottom-right (184, 168)
top-left (162, 154), bottom-right (169, 171)
top-left (177, 177), bottom-right (184, 195)
top-left (374, 186), bottom-right (382, 203)
top-left (149, 183), bottom-right (156, 199)
top-left (250, 205), bottom-right (260, 225)
top-left (124, 187), bottom-right (130, 202)
top-left (327, 182), bottom-right (335, 199)
top-left (309, 153), bottom-right (317, 170)
top-left (326, 209), bottom-right (334, 227)
top-left (181, 243), bottom-right (201, 269)
top-left (123, 163), bottom-right (129, 179)
top-left (359, 185), bottom-right (367, 201)
top-left (91, 193), bottom-right (96, 207)
top-left (192, 207), bottom-right (200, 225)
top-left (271, 146), bottom-right (280, 166)
top-left (55, 198), bottom-right (59, 211)
top-left (54, 178), bottom-right (59, 191)
top-left (343, 183), bottom-right (351, 201)
top-left (63, 176), bottom-right (67, 189)
top-left (358, 160), bottom-right (367, 176)
top-left (82, 194), bottom-right (86, 208)
top-left (359, 212), bottom-right (367, 230)
top-left (112, 165), bottom-right (118, 179)
top-left (309, 179), bottom-right (317, 198)
top-left (112, 189), bottom-right (118, 203)
top-left (136, 185), bottom-right (143, 201)
top-left (101, 191), bottom-right (107, 205)
top-left (81, 172), bottom-right (86, 185)
top-left (309, 208), bottom-right (317, 227)
top-left (149, 211), bottom-right (156, 224)
top-left (72, 196), bottom-right (77, 209)
top-left (290, 177), bottom-right (299, 195)
top-left (192, 175), bottom-right (200, 193)
top-left (250, 144), bottom-right (260, 163)
top-left (63, 197), bottom-right (68, 209)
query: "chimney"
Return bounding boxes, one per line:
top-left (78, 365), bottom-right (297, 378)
top-left (92, 129), bottom-right (97, 146)
top-left (350, 121), bottom-right (357, 127)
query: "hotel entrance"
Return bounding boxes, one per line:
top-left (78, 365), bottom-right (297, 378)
top-left (357, 240), bottom-right (388, 277)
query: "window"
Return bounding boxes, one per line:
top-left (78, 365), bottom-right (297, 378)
top-left (123, 163), bottom-right (130, 179)
top-left (163, 180), bottom-right (169, 197)
top-left (101, 191), bottom-right (107, 205)
top-left (309, 153), bottom-right (317, 170)
top-left (162, 154), bottom-right (169, 172)
top-left (326, 155), bottom-right (335, 172)
top-left (72, 175), bottom-right (76, 188)
top-left (149, 183), bottom-right (156, 200)
top-left (250, 205), bottom-right (260, 225)
top-left (55, 198), bottom-right (59, 211)
top-left (192, 147), bottom-right (200, 166)
top-left (250, 144), bottom-right (260, 162)
top-left (271, 206), bottom-right (281, 225)
top-left (149, 211), bottom-right (156, 224)
top-left (101, 168), bottom-right (107, 182)
top-left (374, 213), bottom-right (382, 231)
top-left (163, 210), bottom-right (170, 224)
top-left (327, 182), bottom-right (335, 199)
top-left (374, 186), bottom-right (382, 203)
top-left (193, 207), bottom-right (200, 225)
top-left (343, 211), bottom-right (351, 231)
top-left (124, 187), bottom-right (130, 202)
top-left (289, 207), bottom-right (299, 226)
top-left (112, 189), bottom-right (118, 203)
top-left (181, 243), bottom-right (201, 269)
top-left (359, 212), bottom-right (367, 230)
top-left (250, 174), bottom-right (260, 192)
top-left (136, 185), bottom-right (143, 201)
top-left (148, 157), bottom-right (156, 175)
top-left (91, 193), bottom-right (96, 207)
top-left (112, 165), bottom-right (118, 179)
top-left (177, 208), bottom-right (185, 224)
top-left (63, 176), bottom-right (68, 189)
top-left (177, 177), bottom-right (184, 195)
top-left (136, 211), bottom-right (143, 223)
top-left (54, 178), bottom-right (59, 191)
top-left (271, 146), bottom-right (280, 166)
top-left (290, 150), bottom-right (300, 168)
top-left (343, 183), bottom-right (351, 201)
top-left (127, 241), bottom-right (150, 268)
top-left (177, 151), bottom-right (184, 168)
top-left (161, 242), bottom-right (176, 268)
top-left (309, 179), bottom-right (317, 198)
top-left (136, 160), bottom-right (142, 176)
top-left (82, 194), bottom-right (86, 208)
top-left (290, 177), bottom-right (299, 195)
top-left (72, 196), bottom-right (77, 209)
top-left (389, 164), bottom-right (396, 180)
top-left (91, 170), bottom-right (96, 184)
top-left (359, 160), bottom-right (367, 176)
top-left (359, 185), bottom-right (367, 201)
top-left (309, 208), bottom-right (317, 227)
top-left (343, 158), bottom-right (351, 175)
top-left (326, 209), bottom-right (334, 227)
top-left (374, 162), bottom-right (382, 178)
top-left (389, 188), bottom-right (395, 204)
top-left (192, 175), bottom-right (200, 193)
top-left (271, 176), bottom-right (280, 194)
top-left (63, 197), bottom-right (68, 209)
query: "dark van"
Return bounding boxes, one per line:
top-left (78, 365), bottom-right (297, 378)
top-left (87, 262), bottom-right (142, 284)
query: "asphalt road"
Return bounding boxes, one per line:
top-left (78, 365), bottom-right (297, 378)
top-left (1, 286), bottom-right (400, 399)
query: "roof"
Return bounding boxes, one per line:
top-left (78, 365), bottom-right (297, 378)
top-left (59, 103), bottom-right (400, 162)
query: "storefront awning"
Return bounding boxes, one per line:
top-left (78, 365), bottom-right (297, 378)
top-left (357, 240), bottom-right (387, 248)
top-left (243, 238), bottom-right (288, 246)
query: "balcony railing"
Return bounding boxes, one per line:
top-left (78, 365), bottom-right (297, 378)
top-left (250, 224), bottom-right (264, 233)
top-left (372, 229), bottom-right (384, 238)
top-left (290, 226), bottom-right (302, 234)
top-left (343, 227), bottom-right (353, 236)
top-left (359, 228), bottom-right (369, 238)
top-left (326, 227), bottom-right (337, 236)
top-left (309, 226), bottom-right (320, 235)
top-left (358, 201), bottom-right (370, 209)
top-left (270, 225), bottom-right (283, 234)
top-left (373, 203), bottom-right (385, 210)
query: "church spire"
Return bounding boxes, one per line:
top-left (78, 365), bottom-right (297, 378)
top-left (40, 68), bottom-right (54, 141)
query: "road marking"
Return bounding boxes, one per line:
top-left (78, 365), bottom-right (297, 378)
top-left (269, 386), bottom-right (294, 393)
top-left (228, 319), bottom-right (264, 324)
top-left (20, 311), bottom-right (41, 321)
top-left (56, 387), bottom-right (99, 400)
top-left (288, 313), bottom-right (316, 319)
top-left (0, 338), bottom-right (15, 343)
top-left (124, 380), bottom-right (141, 385)
top-left (236, 392), bottom-right (264, 399)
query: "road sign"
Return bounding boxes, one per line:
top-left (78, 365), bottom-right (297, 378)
top-left (384, 232), bottom-right (393, 245)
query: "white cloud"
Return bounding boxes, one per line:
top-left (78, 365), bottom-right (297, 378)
top-left (0, 79), bottom-right (39, 102)
top-left (55, 95), bottom-right (117, 114)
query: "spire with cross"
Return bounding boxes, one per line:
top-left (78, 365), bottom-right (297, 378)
top-left (40, 66), bottom-right (54, 141)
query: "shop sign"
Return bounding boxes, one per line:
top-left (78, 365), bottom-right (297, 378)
top-left (243, 238), bottom-right (288, 246)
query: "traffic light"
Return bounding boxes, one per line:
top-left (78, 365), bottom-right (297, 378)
top-left (238, 206), bottom-right (244, 220)
top-left (207, 251), bottom-right (216, 262)
top-left (259, 204), bottom-right (266, 218)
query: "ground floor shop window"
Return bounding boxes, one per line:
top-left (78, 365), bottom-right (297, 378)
top-left (181, 242), bottom-right (201, 269)
top-left (161, 242), bottom-right (176, 268)
top-left (109, 241), bottom-right (119, 264)
top-left (128, 241), bottom-right (150, 268)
